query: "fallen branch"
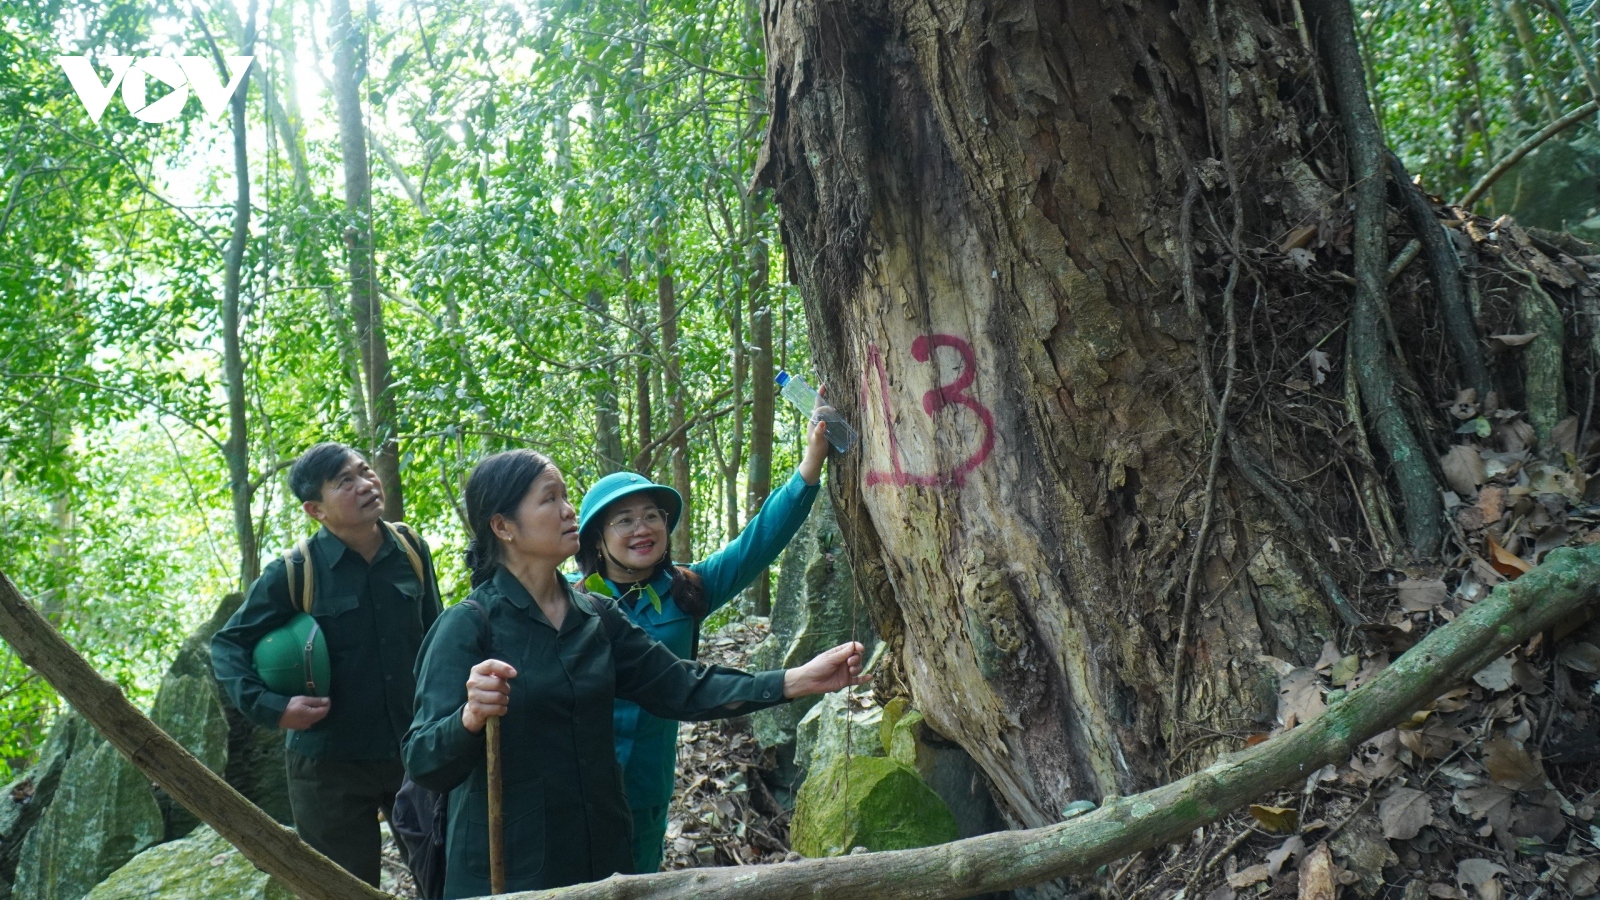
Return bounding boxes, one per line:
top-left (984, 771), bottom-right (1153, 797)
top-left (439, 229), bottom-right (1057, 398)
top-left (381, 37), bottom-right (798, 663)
top-left (0, 570), bottom-right (390, 900)
top-left (1459, 100), bottom-right (1600, 209)
top-left (5, 534), bottom-right (1599, 900)
top-left (488, 543), bottom-right (1600, 900)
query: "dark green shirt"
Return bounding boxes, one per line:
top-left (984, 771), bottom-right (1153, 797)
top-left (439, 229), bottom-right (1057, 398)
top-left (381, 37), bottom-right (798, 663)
top-left (210, 525), bottom-right (442, 761)
top-left (403, 568), bottom-right (788, 898)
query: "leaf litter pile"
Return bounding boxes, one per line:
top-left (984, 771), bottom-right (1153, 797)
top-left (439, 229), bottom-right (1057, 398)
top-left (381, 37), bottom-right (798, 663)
top-left (1106, 213), bottom-right (1600, 900)
top-left (661, 618), bottom-right (795, 870)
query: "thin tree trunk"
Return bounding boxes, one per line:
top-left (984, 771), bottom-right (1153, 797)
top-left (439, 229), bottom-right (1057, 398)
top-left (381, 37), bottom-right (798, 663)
top-left (206, 3), bottom-right (260, 588)
top-left (330, 0), bottom-right (403, 521)
top-left (1445, 0), bottom-right (1497, 163)
top-left (744, 0), bottom-right (776, 615)
top-left (722, 288), bottom-right (746, 544)
top-left (591, 288), bottom-right (627, 475)
top-left (657, 238), bottom-right (693, 563)
top-left (1505, 0), bottom-right (1564, 120)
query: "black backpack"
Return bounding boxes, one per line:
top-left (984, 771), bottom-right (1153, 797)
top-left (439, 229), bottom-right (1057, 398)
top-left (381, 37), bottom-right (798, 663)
top-left (391, 597), bottom-right (489, 899)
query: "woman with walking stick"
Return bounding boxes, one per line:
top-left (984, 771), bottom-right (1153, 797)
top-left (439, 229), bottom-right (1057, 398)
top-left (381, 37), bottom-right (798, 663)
top-left (402, 449), bottom-right (867, 898)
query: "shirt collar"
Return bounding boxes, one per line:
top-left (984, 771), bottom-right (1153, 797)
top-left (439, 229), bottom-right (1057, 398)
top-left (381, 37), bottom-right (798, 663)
top-left (493, 566), bottom-right (596, 629)
top-left (310, 523), bottom-right (398, 566)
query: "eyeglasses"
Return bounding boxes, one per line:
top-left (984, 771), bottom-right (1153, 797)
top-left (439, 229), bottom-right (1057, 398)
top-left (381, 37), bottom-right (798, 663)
top-left (606, 509), bottom-right (667, 532)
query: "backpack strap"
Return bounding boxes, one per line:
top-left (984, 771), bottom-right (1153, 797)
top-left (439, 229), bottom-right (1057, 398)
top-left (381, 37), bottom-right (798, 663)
top-left (459, 598), bottom-right (492, 656)
top-left (384, 521), bottom-right (427, 585)
top-left (283, 539), bottom-right (314, 614)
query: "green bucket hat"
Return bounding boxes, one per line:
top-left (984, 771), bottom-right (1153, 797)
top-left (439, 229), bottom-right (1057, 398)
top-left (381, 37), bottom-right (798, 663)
top-left (252, 612), bottom-right (331, 697)
top-left (578, 471), bottom-right (683, 539)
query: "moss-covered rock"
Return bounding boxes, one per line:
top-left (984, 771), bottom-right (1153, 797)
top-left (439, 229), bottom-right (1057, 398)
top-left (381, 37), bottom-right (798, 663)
top-left (83, 826), bottom-right (292, 900)
top-left (150, 672), bottom-right (230, 840)
top-left (0, 713), bottom-right (89, 900)
top-left (194, 593), bottom-right (291, 825)
top-left (12, 738), bottom-right (163, 900)
top-left (750, 493), bottom-right (876, 752)
top-left (791, 756), bottom-right (959, 857)
top-left (794, 690), bottom-right (884, 787)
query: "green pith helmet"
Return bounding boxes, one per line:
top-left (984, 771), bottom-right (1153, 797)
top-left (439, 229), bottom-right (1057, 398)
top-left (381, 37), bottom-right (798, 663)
top-left (578, 472), bottom-right (683, 539)
top-left (252, 612), bottom-right (331, 698)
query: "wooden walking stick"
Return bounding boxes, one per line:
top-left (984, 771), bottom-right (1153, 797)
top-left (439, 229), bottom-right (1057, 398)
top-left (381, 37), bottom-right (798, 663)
top-left (486, 713), bottom-right (506, 894)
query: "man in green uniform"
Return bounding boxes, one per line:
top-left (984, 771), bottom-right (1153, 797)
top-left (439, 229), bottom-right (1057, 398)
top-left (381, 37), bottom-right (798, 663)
top-left (211, 442), bottom-right (442, 886)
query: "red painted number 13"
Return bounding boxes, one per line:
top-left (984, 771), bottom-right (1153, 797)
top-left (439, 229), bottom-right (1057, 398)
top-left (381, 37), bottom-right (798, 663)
top-left (864, 334), bottom-right (996, 487)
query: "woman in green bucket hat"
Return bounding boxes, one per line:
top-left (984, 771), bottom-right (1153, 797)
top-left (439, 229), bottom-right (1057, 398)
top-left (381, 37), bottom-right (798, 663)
top-left (575, 418), bottom-right (830, 873)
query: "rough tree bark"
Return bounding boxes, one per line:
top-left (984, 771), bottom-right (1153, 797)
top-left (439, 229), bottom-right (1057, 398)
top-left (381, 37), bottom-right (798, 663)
top-left (754, 0), bottom-right (1595, 836)
top-left (331, 0), bottom-right (404, 520)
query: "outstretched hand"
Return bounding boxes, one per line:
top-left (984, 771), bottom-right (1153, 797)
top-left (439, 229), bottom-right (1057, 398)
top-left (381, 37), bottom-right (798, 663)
top-left (461, 658), bottom-right (517, 734)
top-left (783, 641), bottom-right (870, 698)
top-left (798, 399), bottom-right (830, 485)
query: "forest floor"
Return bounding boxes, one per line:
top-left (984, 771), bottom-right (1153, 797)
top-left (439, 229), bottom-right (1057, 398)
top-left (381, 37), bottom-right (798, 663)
top-left (1109, 565), bottom-right (1600, 899)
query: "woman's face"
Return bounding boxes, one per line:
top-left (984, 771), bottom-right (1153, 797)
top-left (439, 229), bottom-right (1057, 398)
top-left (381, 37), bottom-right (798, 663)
top-left (492, 467), bottom-right (580, 564)
top-left (598, 495), bottom-right (670, 576)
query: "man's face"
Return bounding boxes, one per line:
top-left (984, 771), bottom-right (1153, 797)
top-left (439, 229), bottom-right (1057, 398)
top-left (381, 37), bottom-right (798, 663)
top-left (303, 453), bottom-right (385, 530)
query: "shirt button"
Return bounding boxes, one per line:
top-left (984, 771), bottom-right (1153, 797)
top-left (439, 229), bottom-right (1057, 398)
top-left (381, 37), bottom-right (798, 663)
top-left (761, 691), bottom-right (771, 699)
top-left (385, 675), bottom-right (394, 682)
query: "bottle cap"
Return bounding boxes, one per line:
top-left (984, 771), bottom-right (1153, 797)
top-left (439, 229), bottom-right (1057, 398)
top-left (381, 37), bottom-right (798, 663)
top-left (775, 371), bottom-right (791, 387)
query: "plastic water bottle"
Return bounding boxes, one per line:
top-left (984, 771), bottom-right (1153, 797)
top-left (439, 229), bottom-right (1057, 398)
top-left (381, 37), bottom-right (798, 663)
top-left (776, 371), bottom-right (857, 452)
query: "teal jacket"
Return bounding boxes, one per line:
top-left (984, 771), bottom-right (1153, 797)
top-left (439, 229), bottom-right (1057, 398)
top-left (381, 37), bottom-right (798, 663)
top-left (583, 469), bottom-right (819, 810)
top-left (402, 569), bottom-right (788, 896)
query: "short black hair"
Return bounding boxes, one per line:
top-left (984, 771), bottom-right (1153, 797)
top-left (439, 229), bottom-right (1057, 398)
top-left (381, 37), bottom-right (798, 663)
top-left (289, 443), bottom-right (362, 502)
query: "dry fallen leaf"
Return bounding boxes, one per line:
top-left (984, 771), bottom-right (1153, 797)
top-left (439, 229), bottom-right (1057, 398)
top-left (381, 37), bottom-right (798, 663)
top-left (1277, 667), bottom-right (1326, 730)
top-left (1298, 841), bottom-right (1336, 900)
top-left (1379, 788), bottom-right (1435, 840)
top-left (1249, 804), bottom-right (1300, 834)
top-left (1455, 858), bottom-right (1508, 900)
top-left (1556, 641), bottom-right (1600, 674)
top-left (1440, 445), bottom-right (1488, 496)
top-left (1472, 655), bottom-right (1516, 691)
top-left (1266, 835), bottom-right (1305, 878)
top-left (1307, 349), bottom-right (1332, 385)
top-left (1227, 863), bottom-right (1272, 889)
top-left (1397, 579), bottom-right (1448, 611)
top-left (1490, 332), bottom-right (1540, 347)
top-left (1485, 535), bottom-right (1531, 578)
top-left (1483, 736), bottom-right (1545, 790)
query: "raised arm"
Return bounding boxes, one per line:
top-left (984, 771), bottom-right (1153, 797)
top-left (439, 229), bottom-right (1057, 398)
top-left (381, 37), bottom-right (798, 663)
top-left (600, 594), bottom-right (866, 720)
top-left (689, 420), bottom-right (828, 609)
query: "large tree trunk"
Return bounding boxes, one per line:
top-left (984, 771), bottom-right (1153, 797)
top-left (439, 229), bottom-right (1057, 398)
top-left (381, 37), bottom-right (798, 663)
top-left (330, 0), bottom-right (404, 521)
top-left (756, 0), bottom-right (1595, 832)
